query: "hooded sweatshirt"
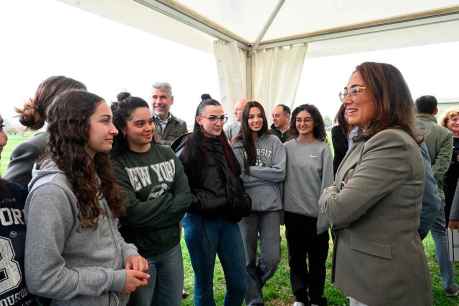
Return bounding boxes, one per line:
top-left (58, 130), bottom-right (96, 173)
top-left (232, 134), bottom-right (286, 211)
top-left (24, 160), bottom-right (138, 306)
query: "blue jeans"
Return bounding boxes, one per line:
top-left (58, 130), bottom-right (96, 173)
top-left (183, 213), bottom-right (247, 306)
top-left (431, 204), bottom-right (457, 289)
top-left (128, 243), bottom-right (183, 306)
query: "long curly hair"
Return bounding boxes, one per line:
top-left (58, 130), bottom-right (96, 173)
top-left (16, 76), bottom-right (86, 130)
top-left (46, 90), bottom-right (124, 228)
top-left (289, 104), bottom-right (327, 141)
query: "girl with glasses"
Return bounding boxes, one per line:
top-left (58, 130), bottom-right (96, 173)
top-left (283, 104), bottom-right (333, 306)
top-left (232, 101), bottom-right (286, 306)
top-left (178, 98), bottom-right (251, 306)
top-left (110, 92), bottom-right (192, 306)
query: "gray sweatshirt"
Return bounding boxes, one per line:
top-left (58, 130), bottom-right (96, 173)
top-left (24, 160), bottom-right (138, 306)
top-left (284, 139), bottom-right (333, 217)
top-left (232, 134), bottom-right (286, 211)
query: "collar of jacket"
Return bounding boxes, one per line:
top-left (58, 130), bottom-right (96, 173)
top-left (153, 112), bottom-right (172, 124)
top-left (416, 113), bottom-right (437, 123)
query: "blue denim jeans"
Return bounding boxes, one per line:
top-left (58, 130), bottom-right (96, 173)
top-left (183, 213), bottom-right (247, 306)
top-left (431, 204), bottom-right (457, 289)
top-left (128, 243), bottom-right (183, 306)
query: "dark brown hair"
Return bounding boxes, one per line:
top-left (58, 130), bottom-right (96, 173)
top-left (355, 62), bottom-right (419, 142)
top-left (236, 101), bottom-right (269, 173)
top-left (289, 104), bottom-right (327, 141)
top-left (16, 76), bottom-right (86, 130)
top-left (46, 90), bottom-right (124, 228)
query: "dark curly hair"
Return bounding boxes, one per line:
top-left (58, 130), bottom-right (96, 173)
top-left (16, 76), bottom-right (86, 130)
top-left (111, 92), bottom-right (152, 156)
top-left (289, 104), bottom-right (327, 142)
top-left (46, 90), bottom-right (124, 228)
top-left (235, 101), bottom-right (269, 173)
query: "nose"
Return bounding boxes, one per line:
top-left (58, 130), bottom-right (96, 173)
top-left (110, 124), bottom-right (118, 135)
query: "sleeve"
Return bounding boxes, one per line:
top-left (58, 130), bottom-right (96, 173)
top-left (167, 153), bottom-right (193, 220)
top-left (3, 141), bottom-right (41, 187)
top-left (418, 143), bottom-right (442, 238)
top-left (432, 130), bottom-right (453, 183)
top-left (232, 143), bottom-right (269, 188)
top-left (318, 132), bottom-right (414, 229)
top-left (320, 144), bottom-right (334, 192)
top-left (450, 180), bottom-right (459, 221)
top-left (247, 138), bottom-right (286, 183)
top-left (25, 184), bottom-right (126, 299)
top-left (112, 159), bottom-right (187, 229)
top-left (112, 217), bottom-right (139, 260)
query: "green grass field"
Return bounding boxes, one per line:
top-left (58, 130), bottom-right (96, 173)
top-left (1, 133), bottom-right (458, 305)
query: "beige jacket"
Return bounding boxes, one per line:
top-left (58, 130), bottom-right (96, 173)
top-left (318, 129), bottom-right (432, 306)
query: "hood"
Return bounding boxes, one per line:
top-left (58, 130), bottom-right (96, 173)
top-left (28, 159), bottom-right (66, 193)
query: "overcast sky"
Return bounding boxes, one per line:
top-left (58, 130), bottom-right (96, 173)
top-left (2, 0), bottom-right (459, 129)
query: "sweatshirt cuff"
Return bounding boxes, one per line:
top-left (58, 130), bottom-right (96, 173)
top-left (123, 243), bottom-right (139, 258)
top-left (110, 270), bottom-right (126, 293)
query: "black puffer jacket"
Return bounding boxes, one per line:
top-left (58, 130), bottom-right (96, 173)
top-left (178, 134), bottom-right (251, 222)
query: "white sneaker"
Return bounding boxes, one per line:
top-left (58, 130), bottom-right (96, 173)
top-left (292, 302), bottom-right (305, 306)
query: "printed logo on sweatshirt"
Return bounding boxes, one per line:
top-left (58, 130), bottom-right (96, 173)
top-left (125, 159), bottom-right (176, 193)
top-left (255, 148), bottom-right (272, 167)
top-left (0, 208), bottom-right (25, 227)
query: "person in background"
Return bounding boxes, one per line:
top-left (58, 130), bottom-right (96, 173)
top-left (224, 98), bottom-right (247, 142)
top-left (0, 113), bottom-right (36, 306)
top-left (4, 76), bottom-right (86, 187)
top-left (111, 92), bottom-right (192, 306)
top-left (271, 104), bottom-right (292, 143)
top-left (283, 104), bottom-right (333, 306)
top-left (331, 104), bottom-right (354, 175)
top-left (151, 82), bottom-right (187, 145)
top-left (442, 110), bottom-right (459, 225)
top-left (24, 90), bottom-right (149, 306)
top-left (178, 98), bottom-right (250, 306)
top-left (415, 95), bottom-right (458, 297)
top-left (232, 101), bottom-right (286, 306)
top-left (318, 62), bottom-right (432, 306)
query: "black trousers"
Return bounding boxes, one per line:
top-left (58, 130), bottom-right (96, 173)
top-left (285, 211), bottom-right (329, 306)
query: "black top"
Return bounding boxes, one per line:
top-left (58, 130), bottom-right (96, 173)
top-left (270, 124), bottom-right (291, 143)
top-left (0, 180), bottom-right (35, 305)
top-left (331, 125), bottom-right (348, 175)
top-left (179, 135), bottom-right (251, 222)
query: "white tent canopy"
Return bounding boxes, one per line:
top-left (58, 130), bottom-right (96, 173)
top-left (59, 0), bottom-right (459, 110)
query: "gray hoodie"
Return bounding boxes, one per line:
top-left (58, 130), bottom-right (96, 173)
top-left (24, 160), bottom-right (138, 306)
top-left (232, 134), bottom-right (286, 211)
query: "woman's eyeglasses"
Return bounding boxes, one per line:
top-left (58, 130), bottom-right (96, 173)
top-left (339, 85), bottom-right (367, 102)
top-left (203, 115), bottom-right (228, 123)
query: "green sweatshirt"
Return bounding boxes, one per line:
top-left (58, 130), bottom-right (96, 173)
top-left (112, 144), bottom-right (192, 257)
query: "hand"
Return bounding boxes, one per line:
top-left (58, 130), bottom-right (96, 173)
top-left (122, 270), bottom-right (150, 294)
top-left (448, 220), bottom-right (459, 229)
top-left (125, 255), bottom-right (149, 272)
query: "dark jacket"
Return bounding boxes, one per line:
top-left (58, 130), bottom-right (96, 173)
top-left (270, 124), bottom-right (291, 143)
top-left (178, 134), bottom-right (251, 222)
top-left (153, 113), bottom-right (187, 145)
top-left (331, 125), bottom-right (348, 175)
